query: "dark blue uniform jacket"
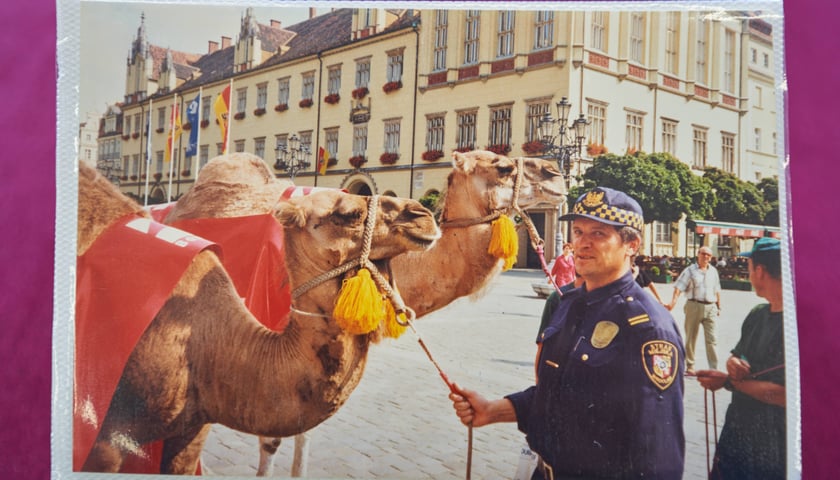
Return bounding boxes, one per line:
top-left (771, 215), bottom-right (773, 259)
top-left (507, 272), bottom-right (685, 479)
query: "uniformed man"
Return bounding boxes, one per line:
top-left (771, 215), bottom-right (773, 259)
top-left (450, 187), bottom-right (685, 479)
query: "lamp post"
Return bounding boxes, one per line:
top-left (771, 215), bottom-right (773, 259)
top-left (274, 133), bottom-right (311, 181)
top-left (538, 97), bottom-right (589, 256)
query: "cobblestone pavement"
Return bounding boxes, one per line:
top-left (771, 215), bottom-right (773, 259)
top-left (200, 269), bottom-right (763, 479)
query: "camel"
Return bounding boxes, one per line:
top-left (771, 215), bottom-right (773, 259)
top-left (75, 161), bottom-right (439, 473)
top-left (163, 150), bottom-right (567, 476)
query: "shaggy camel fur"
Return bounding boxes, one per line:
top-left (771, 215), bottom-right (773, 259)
top-left (75, 161), bottom-right (439, 473)
top-left (164, 150), bottom-right (567, 476)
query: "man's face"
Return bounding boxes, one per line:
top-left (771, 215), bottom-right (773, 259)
top-left (747, 258), bottom-right (764, 296)
top-left (697, 249), bottom-right (713, 267)
top-left (571, 217), bottom-right (636, 288)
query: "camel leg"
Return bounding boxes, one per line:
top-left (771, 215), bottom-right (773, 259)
top-left (291, 432), bottom-right (310, 477)
top-left (160, 424), bottom-right (211, 474)
top-left (256, 436), bottom-right (282, 476)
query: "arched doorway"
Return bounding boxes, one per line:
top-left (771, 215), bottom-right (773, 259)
top-left (348, 182), bottom-right (373, 196)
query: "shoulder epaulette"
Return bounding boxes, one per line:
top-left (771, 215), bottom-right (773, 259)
top-left (622, 294), bottom-right (650, 326)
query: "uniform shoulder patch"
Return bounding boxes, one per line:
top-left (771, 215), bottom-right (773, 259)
top-left (641, 340), bottom-right (679, 390)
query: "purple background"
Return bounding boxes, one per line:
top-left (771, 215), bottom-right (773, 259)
top-left (1, 1), bottom-right (835, 477)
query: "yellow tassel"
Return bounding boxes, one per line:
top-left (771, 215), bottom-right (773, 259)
top-left (333, 268), bottom-right (384, 335)
top-left (383, 299), bottom-right (408, 339)
top-left (488, 215), bottom-right (518, 271)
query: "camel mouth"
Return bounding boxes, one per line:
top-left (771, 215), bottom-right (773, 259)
top-left (406, 230), bottom-right (440, 250)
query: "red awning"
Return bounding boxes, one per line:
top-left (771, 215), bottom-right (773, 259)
top-left (691, 220), bottom-right (778, 239)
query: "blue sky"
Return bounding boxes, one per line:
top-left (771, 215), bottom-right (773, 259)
top-left (79, 1), bottom-right (311, 116)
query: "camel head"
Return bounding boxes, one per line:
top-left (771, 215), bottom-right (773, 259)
top-left (450, 150), bottom-right (567, 213)
top-left (275, 190), bottom-right (440, 269)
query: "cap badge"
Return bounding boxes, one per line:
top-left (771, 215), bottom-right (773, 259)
top-left (581, 190), bottom-right (605, 210)
top-left (591, 321), bottom-right (619, 348)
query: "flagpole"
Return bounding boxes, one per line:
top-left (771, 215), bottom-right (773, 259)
top-left (168, 94), bottom-right (177, 201)
top-left (144, 98), bottom-right (153, 207)
top-left (225, 78), bottom-right (232, 153)
top-left (196, 87), bottom-right (202, 172)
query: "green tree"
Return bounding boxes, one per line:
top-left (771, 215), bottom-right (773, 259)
top-left (418, 190), bottom-right (441, 213)
top-left (647, 152), bottom-right (717, 220)
top-left (571, 152), bottom-right (696, 224)
top-left (703, 167), bottom-right (769, 224)
top-left (757, 177), bottom-right (780, 226)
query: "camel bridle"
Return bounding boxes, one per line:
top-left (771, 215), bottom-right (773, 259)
top-left (288, 194), bottom-right (415, 321)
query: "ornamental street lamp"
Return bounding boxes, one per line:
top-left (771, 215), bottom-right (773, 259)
top-left (538, 96), bottom-right (589, 187)
top-left (539, 97), bottom-right (589, 256)
top-left (274, 133), bottom-right (311, 181)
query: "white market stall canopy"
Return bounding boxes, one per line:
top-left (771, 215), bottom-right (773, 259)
top-left (690, 220), bottom-right (780, 239)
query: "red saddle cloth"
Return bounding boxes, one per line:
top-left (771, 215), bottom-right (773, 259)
top-left (74, 214), bottom-right (216, 472)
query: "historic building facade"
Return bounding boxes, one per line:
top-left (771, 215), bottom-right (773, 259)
top-left (108, 7), bottom-right (778, 265)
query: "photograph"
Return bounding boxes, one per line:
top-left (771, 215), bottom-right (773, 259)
top-left (56, 1), bottom-right (795, 478)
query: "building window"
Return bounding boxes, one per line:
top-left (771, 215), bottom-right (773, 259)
top-left (355, 59), bottom-right (371, 88)
top-left (591, 12), bottom-right (606, 52)
top-left (234, 139), bottom-right (245, 153)
top-left (630, 13), bottom-right (644, 64)
top-left (662, 119), bottom-right (678, 156)
top-left (433, 10), bottom-right (448, 71)
top-left (426, 115), bottom-right (445, 151)
top-left (134, 113), bottom-right (141, 133)
top-left (457, 110), bottom-right (477, 150)
top-left (464, 10), bottom-right (480, 65)
top-left (625, 112), bottom-right (644, 151)
top-left (526, 102), bottom-right (549, 142)
top-left (199, 145), bottom-right (209, 170)
top-left (693, 127), bottom-right (708, 168)
top-left (665, 12), bottom-right (679, 74)
top-left (201, 96), bottom-right (211, 121)
top-left (132, 154), bottom-right (140, 175)
top-left (754, 128), bottom-right (762, 151)
top-left (353, 125), bottom-right (368, 157)
top-left (772, 132), bottom-right (777, 155)
top-left (254, 137), bottom-right (266, 159)
top-left (654, 222), bottom-right (672, 244)
top-left (302, 72), bottom-right (315, 100)
top-left (277, 77), bottom-right (290, 105)
top-left (534, 11), bottom-right (554, 50)
top-left (124, 116), bottom-right (131, 135)
top-left (497, 11), bottom-right (515, 58)
top-left (328, 66), bottom-right (341, 95)
top-left (325, 128), bottom-right (339, 159)
top-left (182, 155), bottom-right (192, 173)
top-left (763, 52), bottom-right (769, 68)
top-left (751, 48), bottom-right (757, 63)
top-left (695, 16), bottom-right (708, 84)
top-left (587, 102), bottom-right (607, 146)
top-left (755, 85), bottom-right (763, 108)
top-left (216, 143), bottom-right (224, 155)
top-left (489, 106), bottom-right (512, 147)
top-left (275, 134), bottom-right (288, 153)
top-left (236, 88), bottom-right (247, 113)
top-left (384, 119), bottom-right (401, 153)
top-left (724, 30), bottom-right (736, 93)
top-left (299, 131), bottom-right (312, 154)
top-left (156, 151), bottom-right (164, 173)
top-left (721, 133), bottom-right (735, 173)
top-left (122, 155), bottom-right (130, 173)
top-left (256, 83), bottom-right (268, 109)
top-left (157, 107), bottom-right (166, 129)
top-left (387, 50), bottom-right (403, 83)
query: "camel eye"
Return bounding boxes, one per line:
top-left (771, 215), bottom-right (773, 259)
top-left (496, 165), bottom-right (515, 176)
top-left (332, 208), bottom-right (363, 224)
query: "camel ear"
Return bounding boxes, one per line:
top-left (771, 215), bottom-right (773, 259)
top-left (451, 151), bottom-right (476, 174)
top-left (274, 202), bottom-right (307, 228)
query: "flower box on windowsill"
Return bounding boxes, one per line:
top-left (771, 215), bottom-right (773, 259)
top-left (486, 144), bottom-right (511, 155)
top-left (155, 127), bottom-right (164, 134)
top-left (299, 98), bottom-right (314, 109)
top-left (140, 174), bottom-right (147, 180)
top-left (182, 122), bottom-right (192, 131)
top-left (586, 143), bottom-right (608, 156)
top-left (327, 158), bottom-right (338, 167)
top-left (454, 146), bottom-right (474, 153)
top-left (421, 150), bottom-right (444, 162)
top-left (379, 152), bottom-right (399, 165)
top-left (153, 173), bottom-right (163, 181)
top-left (382, 80), bottom-right (403, 93)
top-left (349, 155), bottom-right (367, 169)
top-left (233, 112), bottom-right (246, 120)
top-left (200, 119), bottom-right (210, 128)
top-left (324, 93), bottom-right (340, 104)
top-left (132, 132), bottom-right (140, 139)
top-left (181, 170), bottom-right (191, 177)
top-left (122, 135), bottom-right (131, 141)
top-left (130, 175), bottom-right (138, 181)
top-left (274, 103), bottom-right (289, 112)
top-left (253, 108), bottom-right (266, 116)
top-left (521, 140), bottom-right (545, 155)
top-left (120, 175), bottom-right (128, 181)
top-left (351, 87), bottom-right (369, 100)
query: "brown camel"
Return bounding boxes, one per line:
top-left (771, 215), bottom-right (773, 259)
top-left (163, 150), bottom-right (567, 476)
top-left (75, 161), bottom-right (439, 473)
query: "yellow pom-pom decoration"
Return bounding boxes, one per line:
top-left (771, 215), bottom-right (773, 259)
top-left (488, 215), bottom-right (518, 271)
top-left (383, 299), bottom-right (408, 339)
top-left (333, 268), bottom-right (385, 335)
